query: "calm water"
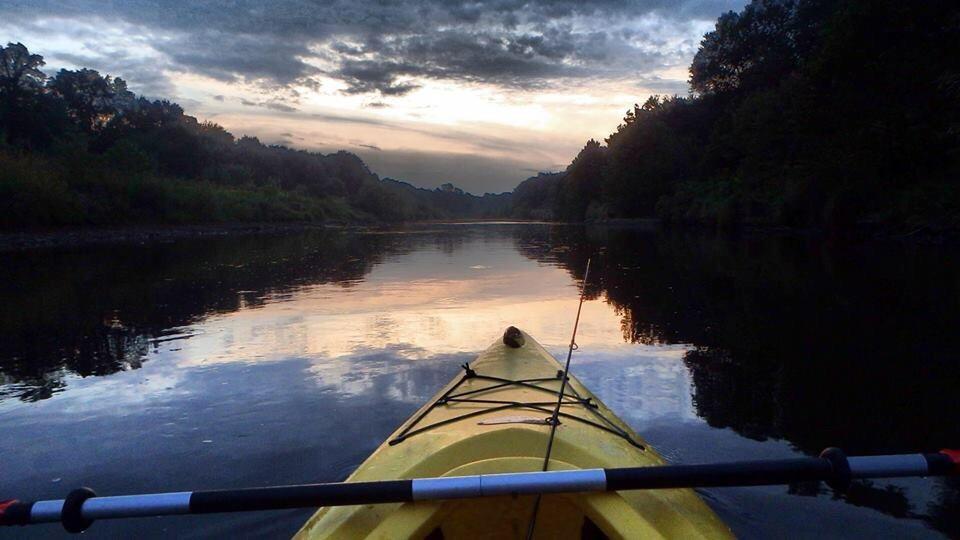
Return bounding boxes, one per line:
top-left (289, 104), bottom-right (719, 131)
top-left (1, 223), bottom-right (958, 538)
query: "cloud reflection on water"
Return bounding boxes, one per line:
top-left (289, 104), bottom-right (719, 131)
top-left (170, 240), bottom-right (660, 358)
top-left (160, 236), bottom-right (694, 413)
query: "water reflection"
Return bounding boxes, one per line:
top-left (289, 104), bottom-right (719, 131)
top-left (516, 226), bottom-right (960, 536)
top-left (1, 224), bottom-right (957, 538)
top-left (519, 227), bottom-right (960, 453)
top-left (0, 231), bottom-right (407, 401)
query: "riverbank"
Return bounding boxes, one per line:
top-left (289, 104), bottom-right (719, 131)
top-left (0, 223), bottom-right (355, 252)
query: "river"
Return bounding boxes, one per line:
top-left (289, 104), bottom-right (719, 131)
top-left (1, 223), bottom-right (957, 538)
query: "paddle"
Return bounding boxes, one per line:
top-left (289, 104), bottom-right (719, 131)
top-left (2, 448), bottom-right (957, 533)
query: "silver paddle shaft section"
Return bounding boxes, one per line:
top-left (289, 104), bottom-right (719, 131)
top-left (29, 493), bottom-right (192, 524)
top-left (23, 471), bottom-right (608, 524)
top-left (413, 469), bottom-right (607, 500)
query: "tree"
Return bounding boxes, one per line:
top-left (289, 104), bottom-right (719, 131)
top-left (554, 139), bottom-right (606, 221)
top-left (599, 96), bottom-right (703, 218)
top-left (0, 43), bottom-right (76, 149)
top-left (92, 97), bottom-right (185, 152)
top-left (510, 172), bottom-right (562, 219)
top-left (49, 69), bottom-right (133, 133)
top-left (0, 42), bottom-right (46, 97)
top-left (690, 0), bottom-right (802, 95)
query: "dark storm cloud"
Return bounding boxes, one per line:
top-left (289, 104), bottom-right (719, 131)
top-left (2, 0), bottom-right (745, 96)
top-left (330, 28), bottom-right (609, 95)
top-left (165, 31), bottom-right (321, 85)
top-left (336, 60), bottom-right (423, 96)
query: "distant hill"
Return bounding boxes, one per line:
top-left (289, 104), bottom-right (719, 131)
top-left (381, 178), bottom-right (512, 219)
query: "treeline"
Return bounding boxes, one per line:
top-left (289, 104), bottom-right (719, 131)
top-left (380, 179), bottom-right (511, 220)
top-left (515, 0), bottom-right (960, 231)
top-left (0, 43), bottom-right (503, 229)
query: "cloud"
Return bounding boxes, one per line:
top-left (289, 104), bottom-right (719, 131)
top-left (356, 143), bottom-right (382, 151)
top-left (336, 60), bottom-right (422, 96)
top-left (309, 112), bottom-right (393, 126)
top-left (263, 101), bottom-right (298, 113)
top-left (636, 75), bottom-right (690, 95)
top-left (1, 0), bottom-right (746, 96)
top-left (165, 31), bottom-right (321, 87)
top-left (307, 110), bottom-right (553, 158)
top-left (240, 98), bottom-right (299, 112)
top-left (329, 30), bottom-right (601, 95)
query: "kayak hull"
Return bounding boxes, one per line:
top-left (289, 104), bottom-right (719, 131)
top-left (296, 328), bottom-right (732, 539)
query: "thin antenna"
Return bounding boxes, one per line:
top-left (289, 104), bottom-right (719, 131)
top-left (526, 257), bottom-right (591, 539)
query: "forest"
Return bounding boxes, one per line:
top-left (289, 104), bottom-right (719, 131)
top-left (0, 44), bottom-right (506, 228)
top-left (514, 0), bottom-right (960, 232)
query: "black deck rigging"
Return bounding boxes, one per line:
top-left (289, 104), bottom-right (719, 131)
top-left (388, 364), bottom-right (645, 449)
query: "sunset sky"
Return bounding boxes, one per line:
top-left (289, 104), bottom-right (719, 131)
top-left (1, 0), bottom-right (744, 193)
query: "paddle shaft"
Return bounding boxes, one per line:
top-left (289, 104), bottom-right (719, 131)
top-left (3, 449), bottom-right (957, 532)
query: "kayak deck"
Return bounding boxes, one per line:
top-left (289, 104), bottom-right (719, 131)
top-left (388, 361), bottom-right (644, 450)
top-left (296, 328), bottom-right (731, 539)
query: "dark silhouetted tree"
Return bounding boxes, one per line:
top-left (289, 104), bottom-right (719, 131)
top-left (50, 69), bottom-right (134, 133)
top-left (555, 139), bottom-right (605, 221)
top-left (0, 42), bottom-right (46, 96)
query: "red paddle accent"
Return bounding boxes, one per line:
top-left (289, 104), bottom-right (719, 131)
top-left (0, 500), bottom-right (18, 524)
top-left (940, 449), bottom-right (960, 471)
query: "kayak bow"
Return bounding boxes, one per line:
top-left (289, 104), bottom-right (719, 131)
top-left (295, 327), bottom-right (733, 539)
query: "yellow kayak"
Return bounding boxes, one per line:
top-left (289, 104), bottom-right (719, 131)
top-left (296, 327), bottom-right (732, 539)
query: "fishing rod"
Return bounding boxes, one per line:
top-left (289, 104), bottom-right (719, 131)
top-left (2, 448), bottom-right (957, 533)
top-left (526, 257), bottom-right (591, 538)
